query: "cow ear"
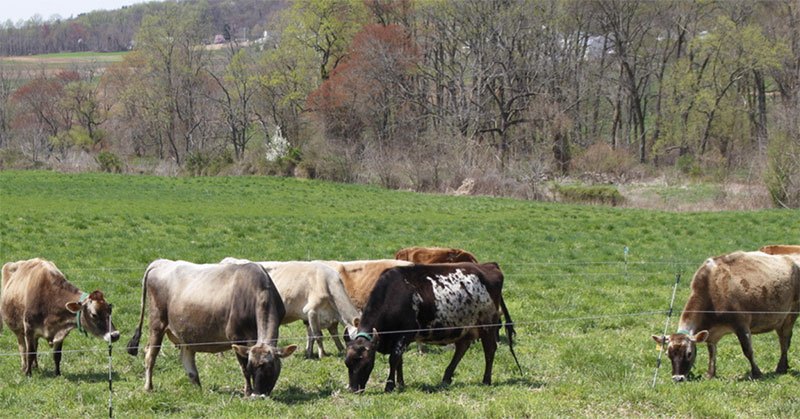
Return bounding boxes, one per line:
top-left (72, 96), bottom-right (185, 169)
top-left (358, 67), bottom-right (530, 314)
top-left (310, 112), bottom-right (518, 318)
top-left (652, 335), bottom-right (667, 344)
top-left (231, 344), bottom-right (251, 358)
top-left (692, 330), bottom-right (709, 343)
top-left (66, 301), bottom-right (82, 313)
top-left (276, 344), bottom-right (298, 358)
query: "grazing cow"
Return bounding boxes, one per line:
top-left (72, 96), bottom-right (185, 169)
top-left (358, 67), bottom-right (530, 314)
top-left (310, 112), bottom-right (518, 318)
top-left (126, 259), bottom-right (297, 396)
top-left (652, 251), bottom-right (800, 382)
top-left (345, 262), bottom-right (520, 393)
top-left (220, 258), bottom-right (360, 358)
top-left (1, 258), bottom-right (120, 376)
top-left (760, 245), bottom-right (800, 256)
top-left (395, 246), bottom-right (478, 264)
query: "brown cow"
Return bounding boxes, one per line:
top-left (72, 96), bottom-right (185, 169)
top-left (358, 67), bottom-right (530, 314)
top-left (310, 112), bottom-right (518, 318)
top-left (395, 246), bottom-right (478, 264)
top-left (760, 245), bottom-right (800, 256)
top-left (126, 259), bottom-right (296, 396)
top-left (1, 258), bottom-right (120, 376)
top-left (652, 251), bottom-right (800, 382)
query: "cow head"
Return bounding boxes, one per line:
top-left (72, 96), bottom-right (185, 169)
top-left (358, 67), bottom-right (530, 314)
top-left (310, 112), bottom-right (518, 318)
top-left (66, 290), bottom-right (120, 343)
top-left (344, 328), bottom-right (380, 393)
top-left (652, 331), bottom-right (709, 382)
top-left (232, 342), bottom-right (297, 396)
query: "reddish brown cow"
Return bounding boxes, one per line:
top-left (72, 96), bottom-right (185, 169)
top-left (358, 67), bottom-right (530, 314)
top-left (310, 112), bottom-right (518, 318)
top-left (395, 246), bottom-right (478, 264)
top-left (1, 258), bottom-right (120, 376)
top-left (652, 251), bottom-right (800, 382)
top-left (760, 245), bottom-right (800, 256)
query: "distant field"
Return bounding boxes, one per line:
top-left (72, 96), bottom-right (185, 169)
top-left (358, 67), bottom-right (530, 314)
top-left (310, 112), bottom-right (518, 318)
top-left (0, 51), bottom-right (127, 73)
top-left (0, 171), bottom-right (798, 417)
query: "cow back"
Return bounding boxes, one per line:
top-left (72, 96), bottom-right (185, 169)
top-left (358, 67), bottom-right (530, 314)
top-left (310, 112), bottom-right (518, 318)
top-left (684, 252), bottom-right (800, 332)
top-left (395, 247), bottom-right (479, 264)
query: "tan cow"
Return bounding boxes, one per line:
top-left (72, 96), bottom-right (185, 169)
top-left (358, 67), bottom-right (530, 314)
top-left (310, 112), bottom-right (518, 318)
top-left (652, 251), bottom-right (800, 382)
top-left (320, 259), bottom-right (414, 310)
top-left (395, 246), bottom-right (478, 264)
top-left (221, 258), bottom-right (360, 358)
top-left (1, 258), bottom-right (120, 376)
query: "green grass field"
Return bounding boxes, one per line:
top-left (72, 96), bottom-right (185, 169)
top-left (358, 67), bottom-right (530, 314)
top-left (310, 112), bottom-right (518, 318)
top-left (0, 170), bottom-right (798, 417)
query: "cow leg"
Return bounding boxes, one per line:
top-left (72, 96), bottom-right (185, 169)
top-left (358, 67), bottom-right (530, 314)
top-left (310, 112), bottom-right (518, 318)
top-left (15, 333), bottom-right (27, 372)
top-left (776, 316), bottom-right (796, 374)
top-left (386, 339), bottom-right (408, 392)
top-left (442, 338), bottom-right (472, 386)
top-left (52, 340), bottom-right (64, 376)
top-left (23, 328), bottom-right (38, 376)
top-left (735, 329), bottom-right (762, 379)
top-left (180, 347), bottom-right (201, 387)
top-left (306, 310), bottom-right (326, 358)
top-left (143, 320), bottom-right (167, 391)
top-left (479, 327), bottom-right (499, 385)
top-left (304, 322), bottom-right (315, 358)
top-left (706, 342), bottom-right (717, 378)
top-left (327, 323), bottom-right (344, 352)
top-left (234, 352), bottom-right (253, 396)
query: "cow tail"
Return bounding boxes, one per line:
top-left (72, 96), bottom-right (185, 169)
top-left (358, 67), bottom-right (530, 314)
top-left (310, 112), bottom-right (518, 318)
top-left (500, 296), bottom-right (523, 374)
top-left (126, 265), bottom-right (154, 356)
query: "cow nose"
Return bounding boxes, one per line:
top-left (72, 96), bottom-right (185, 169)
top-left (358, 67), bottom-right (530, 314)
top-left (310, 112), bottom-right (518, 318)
top-left (105, 331), bottom-right (120, 343)
top-left (672, 375), bottom-right (687, 383)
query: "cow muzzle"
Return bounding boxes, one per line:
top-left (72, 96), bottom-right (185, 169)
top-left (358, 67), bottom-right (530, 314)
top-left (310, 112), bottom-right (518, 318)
top-left (672, 374), bottom-right (687, 383)
top-left (105, 331), bottom-right (121, 343)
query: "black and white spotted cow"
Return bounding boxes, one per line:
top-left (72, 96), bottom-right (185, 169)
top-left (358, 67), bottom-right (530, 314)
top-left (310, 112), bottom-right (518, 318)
top-left (344, 262), bottom-right (519, 393)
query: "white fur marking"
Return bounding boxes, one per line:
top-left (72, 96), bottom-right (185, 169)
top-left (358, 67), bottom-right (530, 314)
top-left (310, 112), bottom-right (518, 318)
top-left (418, 269), bottom-right (494, 332)
top-left (705, 258), bottom-right (717, 269)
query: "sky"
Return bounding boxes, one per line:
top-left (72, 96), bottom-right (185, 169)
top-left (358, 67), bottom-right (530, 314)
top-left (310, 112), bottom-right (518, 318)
top-left (1, 0), bottom-right (154, 24)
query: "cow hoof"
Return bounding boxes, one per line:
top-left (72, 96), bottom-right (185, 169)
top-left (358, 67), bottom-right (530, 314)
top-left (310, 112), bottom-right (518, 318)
top-left (749, 371), bottom-right (763, 380)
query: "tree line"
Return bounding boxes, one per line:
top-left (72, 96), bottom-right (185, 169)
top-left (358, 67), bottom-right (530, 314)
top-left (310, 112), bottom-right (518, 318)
top-left (0, 0), bottom-right (798, 207)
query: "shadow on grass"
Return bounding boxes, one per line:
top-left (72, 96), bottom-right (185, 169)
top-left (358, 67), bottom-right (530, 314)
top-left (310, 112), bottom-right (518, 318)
top-left (62, 371), bottom-right (121, 383)
top-left (208, 384), bottom-right (336, 404)
top-left (417, 376), bottom-right (546, 393)
top-left (271, 385), bottom-right (336, 405)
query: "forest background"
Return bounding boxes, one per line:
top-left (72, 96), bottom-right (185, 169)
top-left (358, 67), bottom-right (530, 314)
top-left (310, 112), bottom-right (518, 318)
top-left (1, 0), bottom-right (799, 210)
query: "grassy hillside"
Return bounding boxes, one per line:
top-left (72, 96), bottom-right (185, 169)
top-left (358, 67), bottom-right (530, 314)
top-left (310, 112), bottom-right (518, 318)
top-left (0, 171), bottom-right (798, 417)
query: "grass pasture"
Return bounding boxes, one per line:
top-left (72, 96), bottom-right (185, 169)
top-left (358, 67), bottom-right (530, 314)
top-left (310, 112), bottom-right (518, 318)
top-left (0, 170), bottom-right (798, 417)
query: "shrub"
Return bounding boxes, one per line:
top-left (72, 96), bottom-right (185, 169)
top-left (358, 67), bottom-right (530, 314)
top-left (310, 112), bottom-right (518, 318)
top-left (555, 183), bottom-right (624, 206)
top-left (96, 151), bottom-right (123, 173)
top-left (766, 133), bottom-right (800, 208)
top-left (571, 142), bottom-right (638, 179)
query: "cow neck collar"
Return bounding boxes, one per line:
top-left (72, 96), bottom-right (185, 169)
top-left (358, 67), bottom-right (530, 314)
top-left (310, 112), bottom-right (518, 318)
top-left (75, 292), bottom-right (89, 337)
top-left (356, 331), bottom-right (373, 342)
top-left (676, 329), bottom-right (690, 335)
